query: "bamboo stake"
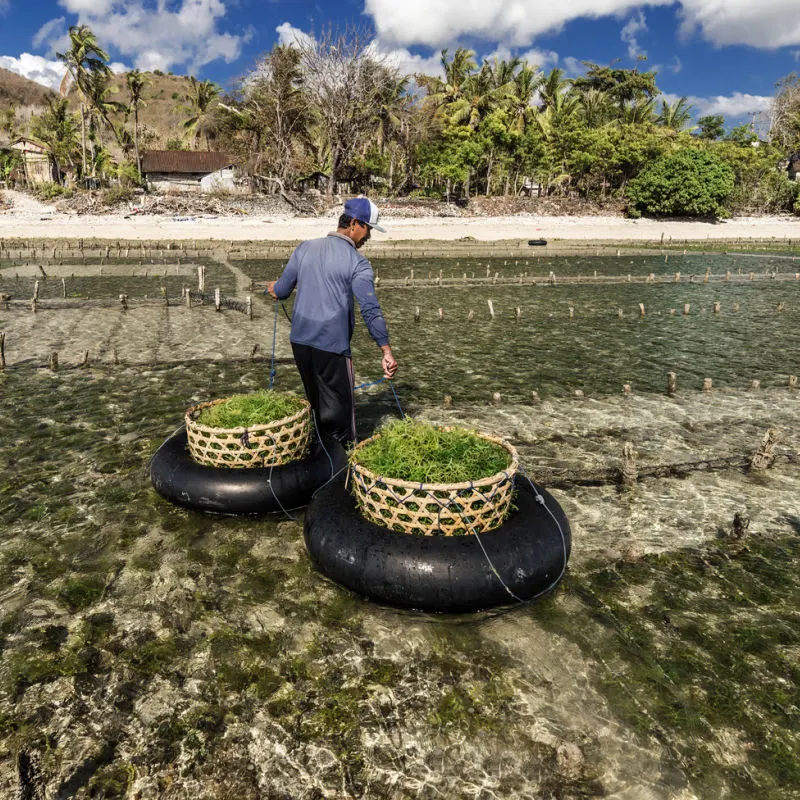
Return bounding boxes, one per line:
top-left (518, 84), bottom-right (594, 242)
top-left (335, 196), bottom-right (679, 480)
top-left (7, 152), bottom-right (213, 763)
top-left (0, 332), bottom-right (5, 369)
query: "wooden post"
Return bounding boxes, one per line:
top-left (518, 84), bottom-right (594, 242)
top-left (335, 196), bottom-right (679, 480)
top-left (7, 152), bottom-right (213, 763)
top-left (487, 299), bottom-right (495, 319)
top-left (0, 331), bottom-right (5, 370)
top-left (569, 307), bottom-right (574, 320)
top-left (492, 272), bottom-right (498, 285)
top-left (31, 298), bottom-right (37, 314)
top-left (530, 391), bottom-right (540, 403)
top-left (714, 302), bottom-right (721, 313)
top-left (788, 375), bottom-right (797, 388)
top-left (414, 306), bottom-right (420, 323)
top-left (249, 344), bottom-right (259, 360)
top-left (639, 303), bottom-right (645, 317)
top-left (49, 352), bottom-right (59, 370)
top-left (438, 308), bottom-right (444, 322)
top-left (112, 348), bottom-right (119, 365)
top-left (215, 288), bottom-right (221, 312)
top-left (80, 350), bottom-right (89, 366)
top-left (675, 272), bottom-right (680, 282)
top-left (733, 303), bottom-right (740, 312)
top-left (492, 392), bottom-right (502, 405)
top-left (185, 289), bottom-right (191, 308)
top-left (467, 310), bottom-right (474, 321)
top-left (443, 394), bottom-right (452, 409)
top-left (725, 271), bottom-right (730, 281)
top-left (648, 273), bottom-right (655, 282)
top-left (623, 384), bottom-right (631, 396)
top-left (750, 428), bottom-right (779, 471)
top-left (618, 309), bottom-right (623, 319)
top-left (621, 442), bottom-right (638, 486)
top-left (246, 296), bottom-right (253, 320)
top-left (683, 304), bottom-right (690, 315)
top-left (119, 294), bottom-right (128, 311)
top-left (514, 307), bottom-right (521, 322)
top-left (777, 302), bottom-right (784, 312)
top-left (33, 280), bottom-right (40, 299)
top-left (750, 379), bottom-right (761, 390)
top-left (574, 389), bottom-right (585, 398)
top-left (61, 278), bottom-right (66, 298)
top-left (667, 372), bottom-right (677, 395)
top-left (703, 378), bottom-right (713, 392)
top-left (749, 272), bottom-right (755, 281)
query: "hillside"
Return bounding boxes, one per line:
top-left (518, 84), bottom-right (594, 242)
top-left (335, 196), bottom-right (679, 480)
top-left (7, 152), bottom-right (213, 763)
top-left (0, 67), bottom-right (204, 153)
top-left (0, 67), bottom-right (59, 133)
top-left (65, 71), bottom-right (204, 153)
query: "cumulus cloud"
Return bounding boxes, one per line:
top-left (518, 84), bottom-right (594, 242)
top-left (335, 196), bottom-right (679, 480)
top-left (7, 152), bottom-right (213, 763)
top-left (47, 0), bottom-right (244, 74)
top-left (365, 0), bottom-right (800, 50)
top-left (365, 0), bottom-right (673, 48)
top-left (0, 53), bottom-right (66, 90)
top-left (33, 18), bottom-right (69, 55)
top-left (661, 90), bottom-right (772, 121)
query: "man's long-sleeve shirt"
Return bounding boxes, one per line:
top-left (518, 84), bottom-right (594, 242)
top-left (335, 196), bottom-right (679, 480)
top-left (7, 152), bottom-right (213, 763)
top-left (272, 232), bottom-right (390, 356)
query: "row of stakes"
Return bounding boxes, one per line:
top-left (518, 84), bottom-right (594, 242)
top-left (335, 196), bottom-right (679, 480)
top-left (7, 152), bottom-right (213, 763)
top-left (440, 372), bottom-right (799, 409)
top-left (1, 331), bottom-right (797, 394)
top-left (412, 298), bottom-right (785, 321)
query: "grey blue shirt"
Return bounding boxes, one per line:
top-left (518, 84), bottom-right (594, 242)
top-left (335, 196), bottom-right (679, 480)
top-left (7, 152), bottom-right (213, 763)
top-left (272, 232), bottom-right (390, 356)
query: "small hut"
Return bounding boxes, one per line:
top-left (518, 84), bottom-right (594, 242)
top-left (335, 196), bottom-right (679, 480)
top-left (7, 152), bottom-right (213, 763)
top-left (141, 151), bottom-right (235, 193)
top-left (9, 137), bottom-right (57, 187)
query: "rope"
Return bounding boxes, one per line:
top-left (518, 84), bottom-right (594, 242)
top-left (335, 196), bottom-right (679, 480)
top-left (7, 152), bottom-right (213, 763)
top-left (268, 300), bottom-right (278, 390)
top-left (353, 376), bottom-right (406, 418)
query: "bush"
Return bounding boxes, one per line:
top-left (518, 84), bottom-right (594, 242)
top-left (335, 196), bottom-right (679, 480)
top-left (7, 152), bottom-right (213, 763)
top-left (116, 162), bottom-right (142, 188)
top-left (100, 185), bottom-right (134, 206)
top-left (36, 183), bottom-right (70, 201)
top-left (627, 148), bottom-right (735, 218)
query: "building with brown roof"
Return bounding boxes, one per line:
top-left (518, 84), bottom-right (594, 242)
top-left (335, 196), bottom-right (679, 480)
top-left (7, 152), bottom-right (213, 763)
top-left (141, 150), bottom-right (237, 193)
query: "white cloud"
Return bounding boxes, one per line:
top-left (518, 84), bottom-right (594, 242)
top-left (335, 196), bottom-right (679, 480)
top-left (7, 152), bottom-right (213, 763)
top-left (33, 17), bottom-right (68, 55)
top-left (678, 0), bottom-right (800, 48)
top-left (0, 53), bottom-right (65, 90)
top-left (51, 0), bottom-right (244, 74)
top-left (275, 22), bottom-right (315, 50)
top-left (0, 0), bottom-right (10, 14)
top-left (621, 10), bottom-right (647, 59)
top-left (365, 0), bottom-right (674, 48)
top-left (365, 0), bottom-right (800, 50)
top-left (661, 90), bottom-right (772, 121)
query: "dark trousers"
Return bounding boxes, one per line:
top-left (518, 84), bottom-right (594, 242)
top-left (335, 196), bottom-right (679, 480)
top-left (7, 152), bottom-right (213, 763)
top-left (291, 343), bottom-right (356, 445)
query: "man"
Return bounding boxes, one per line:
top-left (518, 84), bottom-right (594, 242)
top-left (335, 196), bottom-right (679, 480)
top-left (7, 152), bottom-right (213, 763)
top-left (266, 197), bottom-right (398, 446)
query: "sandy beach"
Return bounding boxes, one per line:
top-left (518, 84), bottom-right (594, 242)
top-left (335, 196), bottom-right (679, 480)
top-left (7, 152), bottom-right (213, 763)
top-left (2, 191), bottom-right (800, 242)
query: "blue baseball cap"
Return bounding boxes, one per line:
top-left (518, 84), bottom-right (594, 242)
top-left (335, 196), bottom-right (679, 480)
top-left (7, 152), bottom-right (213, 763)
top-left (343, 197), bottom-right (386, 232)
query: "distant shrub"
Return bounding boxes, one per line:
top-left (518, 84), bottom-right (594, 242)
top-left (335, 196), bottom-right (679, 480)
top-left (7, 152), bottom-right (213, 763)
top-left (153, 69), bottom-right (164, 76)
top-left (165, 138), bottom-right (186, 151)
top-left (101, 185), bottom-right (134, 205)
top-left (171, 92), bottom-right (179, 100)
top-left (627, 148), bottom-right (735, 218)
top-left (36, 182), bottom-right (68, 201)
top-left (116, 162), bottom-right (142, 188)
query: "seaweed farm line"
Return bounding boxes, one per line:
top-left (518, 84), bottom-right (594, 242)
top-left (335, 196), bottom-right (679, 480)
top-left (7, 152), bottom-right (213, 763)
top-left (0, 251), bottom-right (799, 799)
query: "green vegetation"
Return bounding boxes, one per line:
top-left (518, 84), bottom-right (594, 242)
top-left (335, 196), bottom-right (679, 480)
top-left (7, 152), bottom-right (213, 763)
top-left (351, 418), bottom-right (511, 483)
top-left (627, 148), bottom-right (735, 218)
top-left (196, 390), bottom-right (306, 429)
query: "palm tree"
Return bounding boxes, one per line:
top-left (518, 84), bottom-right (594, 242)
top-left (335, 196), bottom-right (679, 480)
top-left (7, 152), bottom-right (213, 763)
top-left (57, 24), bottom-right (111, 178)
top-left (508, 64), bottom-right (544, 134)
top-left (656, 96), bottom-right (695, 131)
top-left (578, 88), bottom-right (616, 128)
top-left (126, 69), bottom-right (150, 175)
top-left (418, 48), bottom-right (477, 112)
top-left (83, 70), bottom-right (127, 176)
top-left (182, 77), bottom-right (222, 150)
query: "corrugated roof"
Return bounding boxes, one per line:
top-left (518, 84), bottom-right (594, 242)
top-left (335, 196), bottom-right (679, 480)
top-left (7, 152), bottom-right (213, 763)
top-left (141, 150), bottom-right (233, 174)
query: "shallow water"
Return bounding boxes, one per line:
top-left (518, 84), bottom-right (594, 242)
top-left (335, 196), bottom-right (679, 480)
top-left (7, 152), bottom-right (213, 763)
top-left (0, 253), bottom-right (798, 799)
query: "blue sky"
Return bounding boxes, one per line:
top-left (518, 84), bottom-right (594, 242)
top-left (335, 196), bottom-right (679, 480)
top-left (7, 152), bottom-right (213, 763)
top-left (1, 0), bottom-right (800, 128)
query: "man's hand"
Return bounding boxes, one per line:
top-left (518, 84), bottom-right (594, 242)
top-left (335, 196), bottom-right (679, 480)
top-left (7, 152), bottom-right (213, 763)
top-left (381, 345), bottom-right (398, 379)
top-left (266, 281), bottom-right (278, 300)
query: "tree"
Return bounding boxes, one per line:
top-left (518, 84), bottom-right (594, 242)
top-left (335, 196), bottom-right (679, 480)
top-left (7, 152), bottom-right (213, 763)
top-left (697, 115), bottom-right (725, 141)
top-left (126, 69), bottom-right (150, 175)
top-left (30, 97), bottom-right (81, 177)
top-left (770, 73), bottom-right (800, 151)
top-left (656, 97), bottom-right (695, 131)
top-left (182, 76), bottom-right (222, 150)
top-left (627, 147), bottom-right (735, 217)
top-left (295, 25), bottom-right (401, 195)
top-left (572, 60), bottom-right (659, 113)
top-left (57, 24), bottom-right (111, 177)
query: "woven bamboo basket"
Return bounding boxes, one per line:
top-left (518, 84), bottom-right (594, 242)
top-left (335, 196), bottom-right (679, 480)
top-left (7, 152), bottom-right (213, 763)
top-left (349, 430), bottom-right (519, 536)
top-left (185, 397), bottom-right (311, 468)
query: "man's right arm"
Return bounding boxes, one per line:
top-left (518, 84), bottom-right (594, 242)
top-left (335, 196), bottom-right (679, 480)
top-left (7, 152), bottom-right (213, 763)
top-left (266, 246), bottom-right (302, 300)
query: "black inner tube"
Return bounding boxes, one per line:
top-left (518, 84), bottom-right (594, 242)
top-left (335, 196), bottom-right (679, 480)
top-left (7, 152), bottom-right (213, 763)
top-left (304, 476), bottom-right (571, 613)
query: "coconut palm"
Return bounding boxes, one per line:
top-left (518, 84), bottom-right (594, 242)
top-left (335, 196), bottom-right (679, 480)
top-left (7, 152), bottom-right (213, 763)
top-left (508, 64), bottom-right (544, 134)
top-left (57, 24), bottom-right (111, 177)
top-left (126, 69), bottom-right (150, 174)
top-left (656, 96), bottom-right (695, 131)
top-left (182, 77), bottom-right (222, 150)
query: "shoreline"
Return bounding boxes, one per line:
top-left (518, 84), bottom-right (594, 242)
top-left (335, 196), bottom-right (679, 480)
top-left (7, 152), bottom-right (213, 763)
top-left (2, 196), bottom-right (800, 244)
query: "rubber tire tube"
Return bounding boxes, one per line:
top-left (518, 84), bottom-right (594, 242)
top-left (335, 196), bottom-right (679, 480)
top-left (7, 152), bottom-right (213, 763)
top-left (304, 477), bottom-right (571, 613)
top-left (150, 427), bottom-right (347, 515)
